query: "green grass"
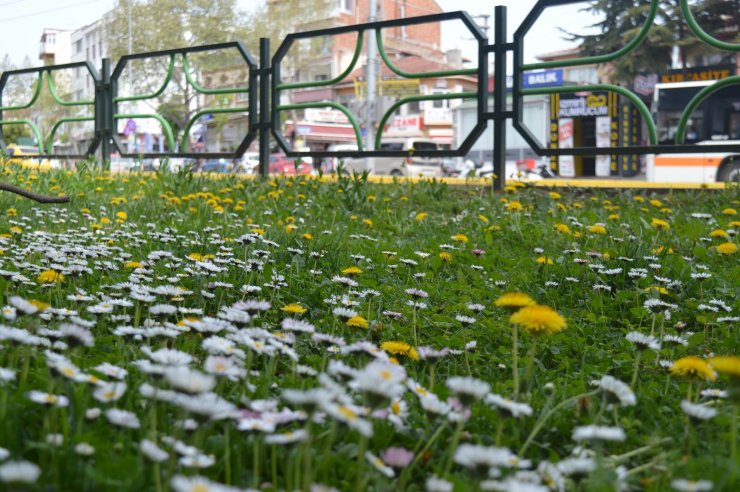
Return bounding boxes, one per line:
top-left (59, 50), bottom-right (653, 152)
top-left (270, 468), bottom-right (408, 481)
top-left (0, 164), bottom-right (738, 491)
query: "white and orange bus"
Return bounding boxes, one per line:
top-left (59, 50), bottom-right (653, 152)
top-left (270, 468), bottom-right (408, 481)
top-left (649, 81), bottom-right (739, 183)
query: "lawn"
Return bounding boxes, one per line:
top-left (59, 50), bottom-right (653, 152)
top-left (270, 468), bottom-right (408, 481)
top-left (0, 163), bottom-right (738, 491)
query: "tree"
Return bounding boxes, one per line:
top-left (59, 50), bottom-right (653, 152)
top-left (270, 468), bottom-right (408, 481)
top-left (104, 0), bottom-right (256, 149)
top-left (565, 0), bottom-right (740, 84)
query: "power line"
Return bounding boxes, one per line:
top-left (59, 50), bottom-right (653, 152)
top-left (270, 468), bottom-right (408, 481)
top-left (0, 0), bottom-right (106, 24)
top-left (0, 0), bottom-right (25, 8)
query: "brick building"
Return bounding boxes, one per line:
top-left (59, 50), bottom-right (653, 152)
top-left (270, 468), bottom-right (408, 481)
top-left (202, 0), bottom-right (475, 152)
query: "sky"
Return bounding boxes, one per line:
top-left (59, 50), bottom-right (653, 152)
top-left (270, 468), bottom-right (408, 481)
top-left (0, 0), bottom-right (594, 68)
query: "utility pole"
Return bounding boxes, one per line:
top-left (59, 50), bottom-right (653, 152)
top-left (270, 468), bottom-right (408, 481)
top-left (364, 0), bottom-right (378, 173)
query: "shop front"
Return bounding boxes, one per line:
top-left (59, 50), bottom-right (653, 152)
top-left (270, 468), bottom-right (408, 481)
top-left (548, 91), bottom-right (620, 177)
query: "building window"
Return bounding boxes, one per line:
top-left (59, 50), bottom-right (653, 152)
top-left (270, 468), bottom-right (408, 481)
top-left (338, 0), bottom-right (354, 13)
top-left (75, 39), bottom-right (83, 53)
top-left (400, 3), bottom-right (407, 40)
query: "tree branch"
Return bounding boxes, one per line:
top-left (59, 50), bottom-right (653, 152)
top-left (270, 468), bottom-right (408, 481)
top-left (0, 182), bottom-right (70, 203)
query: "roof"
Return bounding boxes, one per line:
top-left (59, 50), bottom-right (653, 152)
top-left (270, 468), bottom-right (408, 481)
top-left (345, 55), bottom-right (473, 82)
top-left (536, 46), bottom-right (582, 62)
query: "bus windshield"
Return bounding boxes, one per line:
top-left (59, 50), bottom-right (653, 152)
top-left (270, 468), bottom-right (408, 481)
top-left (653, 81), bottom-right (740, 144)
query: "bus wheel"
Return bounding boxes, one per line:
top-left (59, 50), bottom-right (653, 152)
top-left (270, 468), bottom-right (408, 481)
top-left (717, 157), bottom-right (740, 182)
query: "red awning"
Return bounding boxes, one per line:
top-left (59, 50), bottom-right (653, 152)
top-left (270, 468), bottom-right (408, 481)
top-left (285, 122), bottom-right (359, 143)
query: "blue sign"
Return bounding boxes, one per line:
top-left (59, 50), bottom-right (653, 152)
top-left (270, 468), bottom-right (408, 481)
top-left (523, 69), bottom-right (563, 88)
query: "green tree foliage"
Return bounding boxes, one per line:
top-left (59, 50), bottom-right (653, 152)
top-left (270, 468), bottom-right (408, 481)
top-left (565, 0), bottom-right (740, 84)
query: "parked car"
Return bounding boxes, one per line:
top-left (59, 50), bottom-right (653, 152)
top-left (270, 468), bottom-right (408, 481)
top-left (199, 159), bottom-right (235, 173)
top-left (234, 152), bottom-right (259, 174)
top-left (340, 138), bottom-right (443, 177)
top-left (324, 144), bottom-right (359, 173)
top-left (269, 153), bottom-right (312, 175)
top-left (5, 144), bottom-right (59, 169)
top-left (109, 155), bottom-right (135, 173)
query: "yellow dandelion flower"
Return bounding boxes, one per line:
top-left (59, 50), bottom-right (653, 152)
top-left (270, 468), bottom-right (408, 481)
top-left (507, 201), bottom-right (523, 212)
top-left (633, 196), bottom-right (645, 203)
top-left (536, 256), bottom-right (554, 265)
top-left (730, 220), bottom-right (740, 228)
top-left (722, 208), bottom-right (736, 215)
top-left (708, 356), bottom-right (740, 379)
top-left (281, 303), bottom-right (307, 315)
top-left (363, 218), bottom-right (373, 227)
top-left (548, 191), bottom-right (561, 200)
top-left (285, 224), bottom-right (297, 233)
top-left (478, 214), bottom-right (489, 224)
top-left (100, 217), bottom-right (110, 225)
top-left (644, 286), bottom-right (669, 295)
top-left (495, 292), bottom-right (536, 311)
top-left (10, 226), bottom-right (23, 234)
top-left (709, 229), bottom-right (727, 238)
top-left (302, 233), bottom-right (313, 240)
top-left (6, 208), bottom-right (17, 216)
top-left (651, 218), bottom-right (670, 230)
top-left (452, 233), bottom-right (469, 243)
top-left (669, 356), bottom-right (716, 382)
top-left (380, 341), bottom-right (418, 360)
top-left (554, 223), bottom-right (570, 234)
top-left (124, 261), bottom-right (143, 269)
top-left (649, 199), bottom-right (662, 207)
top-left (608, 214), bottom-right (620, 221)
top-left (37, 270), bottom-right (64, 284)
top-left (188, 253), bottom-right (204, 261)
top-left (367, 195), bottom-right (376, 202)
top-left (342, 266), bottom-right (363, 275)
top-left (29, 299), bottom-right (50, 312)
top-left (716, 243), bottom-right (737, 255)
top-left (347, 316), bottom-right (369, 329)
top-left (439, 252), bottom-right (452, 262)
top-left (509, 305), bottom-right (567, 336)
top-left (589, 224), bottom-right (607, 235)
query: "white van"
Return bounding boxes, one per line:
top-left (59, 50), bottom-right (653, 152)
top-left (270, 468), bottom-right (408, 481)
top-left (340, 138), bottom-right (443, 177)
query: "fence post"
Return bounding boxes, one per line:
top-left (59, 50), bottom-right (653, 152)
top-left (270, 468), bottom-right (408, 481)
top-left (96, 58), bottom-right (113, 170)
top-left (259, 38), bottom-right (270, 178)
top-left (492, 5), bottom-right (507, 191)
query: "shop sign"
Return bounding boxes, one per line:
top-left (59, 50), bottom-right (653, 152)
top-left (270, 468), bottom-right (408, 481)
top-left (558, 118), bottom-right (575, 178)
top-left (304, 108), bottom-right (349, 124)
top-left (390, 115), bottom-right (423, 132)
top-left (523, 69), bottom-right (563, 88)
top-left (633, 73), bottom-right (658, 96)
top-left (660, 65), bottom-right (734, 83)
top-left (557, 93), bottom-right (609, 118)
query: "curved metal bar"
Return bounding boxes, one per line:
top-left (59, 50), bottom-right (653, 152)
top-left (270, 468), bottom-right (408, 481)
top-left (182, 53), bottom-right (250, 95)
top-left (45, 117), bottom-right (95, 153)
top-left (46, 71), bottom-right (94, 106)
top-left (376, 30), bottom-right (478, 79)
top-left (0, 120), bottom-right (44, 151)
top-left (375, 92), bottom-right (476, 149)
top-left (180, 107), bottom-right (248, 151)
top-left (523, 0), bottom-right (659, 70)
top-left (675, 76), bottom-right (740, 144)
top-left (522, 84), bottom-right (658, 144)
top-left (113, 114), bottom-right (176, 150)
top-left (277, 102), bottom-right (364, 151)
top-left (278, 30), bottom-right (365, 91)
top-left (113, 54), bottom-right (176, 103)
top-left (680, 0), bottom-right (740, 51)
top-left (0, 72), bottom-right (43, 111)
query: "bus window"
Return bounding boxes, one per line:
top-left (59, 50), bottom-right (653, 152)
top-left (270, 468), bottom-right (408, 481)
top-left (730, 113), bottom-right (740, 140)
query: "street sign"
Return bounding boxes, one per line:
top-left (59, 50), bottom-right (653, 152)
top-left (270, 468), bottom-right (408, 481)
top-left (123, 119), bottom-right (136, 137)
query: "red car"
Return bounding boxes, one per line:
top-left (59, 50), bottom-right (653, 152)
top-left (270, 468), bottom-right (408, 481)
top-left (268, 154), bottom-right (312, 175)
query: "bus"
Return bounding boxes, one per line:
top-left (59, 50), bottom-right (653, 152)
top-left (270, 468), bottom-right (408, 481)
top-left (649, 80), bottom-right (739, 182)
